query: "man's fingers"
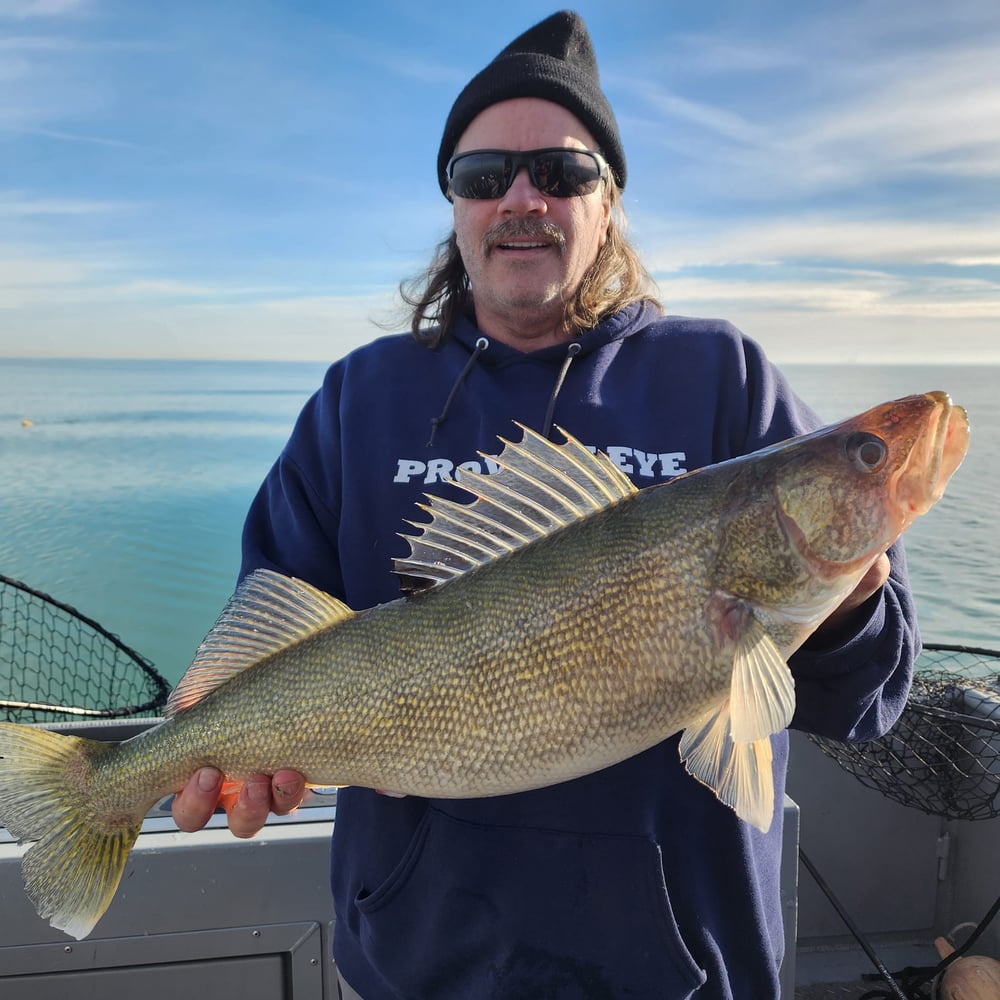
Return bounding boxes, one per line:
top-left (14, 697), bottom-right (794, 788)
top-left (172, 766), bottom-right (223, 832)
top-left (271, 769), bottom-right (307, 815)
top-left (224, 774), bottom-right (273, 839)
top-left (172, 768), bottom-right (308, 838)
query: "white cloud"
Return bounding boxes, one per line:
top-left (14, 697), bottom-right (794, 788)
top-left (789, 47), bottom-right (1000, 183)
top-left (622, 9), bottom-right (1000, 199)
top-left (0, 258), bottom-right (94, 299)
top-left (0, 289), bottom-right (399, 361)
top-left (0, 0), bottom-right (80, 15)
top-left (0, 1), bottom-right (996, 368)
top-left (6, 126), bottom-right (144, 148)
top-left (0, 0), bottom-right (87, 18)
top-left (656, 273), bottom-right (1000, 321)
top-left (627, 84), bottom-right (763, 147)
top-left (730, 309), bottom-right (1000, 366)
top-left (0, 33), bottom-right (80, 49)
top-left (0, 191), bottom-right (130, 216)
top-left (642, 216), bottom-right (1000, 270)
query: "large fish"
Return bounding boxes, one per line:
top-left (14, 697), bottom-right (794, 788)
top-left (0, 392), bottom-right (968, 939)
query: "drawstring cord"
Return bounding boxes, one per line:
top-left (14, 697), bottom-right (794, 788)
top-left (541, 341), bottom-right (581, 439)
top-left (427, 336), bottom-right (581, 447)
top-left (427, 337), bottom-right (489, 446)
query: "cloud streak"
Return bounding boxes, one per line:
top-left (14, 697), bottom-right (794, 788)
top-left (0, 0), bottom-right (88, 18)
top-left (621, 4), bottom-right (1000, 203)
top-left (0, 1), bottom-right (997, 364)
top-left (643, 216), bottom-right (1000, 270)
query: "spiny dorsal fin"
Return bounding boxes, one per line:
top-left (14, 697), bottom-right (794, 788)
top-left (165, 569), bottom-right (354, 716)
top-left (394, 423), bottom-right (636, 593)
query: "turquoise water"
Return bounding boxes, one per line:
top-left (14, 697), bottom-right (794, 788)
top-left (0, 359), bottom-right (327, 687)
top-left (784, 364), bottom-right (1000, 652)
top-left (1, 357), bottom-right (997, 690)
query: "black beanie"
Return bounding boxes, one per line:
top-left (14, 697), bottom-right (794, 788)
top-left (437, 10), bottom-right (626, 196)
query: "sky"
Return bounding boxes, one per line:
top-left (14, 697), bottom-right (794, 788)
top-left (1, 0), bottom-right (998, 365)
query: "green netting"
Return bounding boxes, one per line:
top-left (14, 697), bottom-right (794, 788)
top-left (0, 573), bottom-right (170, 723)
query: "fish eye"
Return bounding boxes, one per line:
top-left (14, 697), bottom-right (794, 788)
top-left (845, 432), bottom-right (888, 473)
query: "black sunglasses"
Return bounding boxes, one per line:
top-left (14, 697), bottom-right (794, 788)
top-left (446, 147), bottom-right (609, 201)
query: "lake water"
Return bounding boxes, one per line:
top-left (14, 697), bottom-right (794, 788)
top-left (0, 357), bottom-right (997, 692)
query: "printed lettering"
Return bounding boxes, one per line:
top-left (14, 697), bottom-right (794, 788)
top-left (425, 458), bottom-right (455, 484)
top-left (660, 453), bottom-right (686, 476)
top-left (606, 446), bottom-right (634, 474)
top-left (633, 450), bottom-right (659, 477)
top-left (394, 459), bottom-right (426, 484)
top-left (395, 446), bottom-right (687, 485)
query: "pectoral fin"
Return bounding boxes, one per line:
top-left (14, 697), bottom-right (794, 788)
top-left (678, 703), bottom-right (775, 832)
top-left (678, 616), bottom-right (793, 833)
top-left (728, 615), bottom-right (795, 744)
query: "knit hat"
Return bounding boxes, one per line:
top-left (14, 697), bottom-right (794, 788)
top-left (437, 10), bottom-right (626, 196)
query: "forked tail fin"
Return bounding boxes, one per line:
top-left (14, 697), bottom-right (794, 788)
top-left (0, 722), bottom-right (143, 939)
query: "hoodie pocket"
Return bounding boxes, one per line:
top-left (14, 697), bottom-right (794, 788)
top-left (354, 807), bottom-right (706, 1000)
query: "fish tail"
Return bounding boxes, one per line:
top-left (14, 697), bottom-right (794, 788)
top-left (0, 722), bottom-right (144, 939)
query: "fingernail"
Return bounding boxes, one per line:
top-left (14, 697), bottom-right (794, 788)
top-left (246, 779), bottom-right (270, 805)
top-left (197, 768), bottom-right (221, 792)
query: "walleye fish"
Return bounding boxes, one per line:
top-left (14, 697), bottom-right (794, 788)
top-left (0, 392), bottom-right (968, 939)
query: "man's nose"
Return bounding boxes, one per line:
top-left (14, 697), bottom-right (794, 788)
top-left (497, 167), bottom-right (547, 213)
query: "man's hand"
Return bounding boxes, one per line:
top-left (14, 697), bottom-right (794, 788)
top-left (172, 768), bottom-right (307, 839)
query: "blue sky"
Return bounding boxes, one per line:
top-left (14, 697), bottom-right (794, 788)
top-left (1, 0), bottom-right (998, 364)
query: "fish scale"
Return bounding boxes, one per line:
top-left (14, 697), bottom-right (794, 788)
top-left (0, 392), bottom-right (969, 939)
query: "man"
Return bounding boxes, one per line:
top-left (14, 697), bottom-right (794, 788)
top-left (174, 11), bottom-right (914, 998)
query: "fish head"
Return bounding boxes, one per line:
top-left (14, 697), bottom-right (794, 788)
top-left (774, 391), bottom-right (968, 573)
top-left (715, 391), bottom-right (968, 630)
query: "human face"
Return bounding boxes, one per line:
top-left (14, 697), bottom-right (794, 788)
top-left (451, 98), bottom-right (612, 350)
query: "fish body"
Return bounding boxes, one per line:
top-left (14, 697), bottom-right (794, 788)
top-left (0, 391), bottom-right (969, 938)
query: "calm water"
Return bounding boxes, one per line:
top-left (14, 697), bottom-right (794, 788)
top-left (0, 358), bottom-right (997, 690)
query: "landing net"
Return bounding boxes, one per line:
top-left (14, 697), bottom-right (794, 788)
top-left (0, 573), bottom-right (170, 723)
top-left (810, 643), bottom-right (1000, 822)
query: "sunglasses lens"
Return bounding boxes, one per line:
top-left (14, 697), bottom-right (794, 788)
top-left (448, 154), bottom-right (511, 200)
top-left (448, 150), bottom-right (605, 200)
top-left (533, 151), bottom-right (603, 197)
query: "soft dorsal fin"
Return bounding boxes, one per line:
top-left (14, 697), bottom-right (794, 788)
top-left (165, 569), bottom-right (354, 716)
top-left (394, 423), bottom-right (636, 593)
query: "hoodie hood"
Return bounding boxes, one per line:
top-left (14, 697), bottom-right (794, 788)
top-left (448, 300), bottom-right (660, 368)
top-left (427, 301), bottom-right (661, 443)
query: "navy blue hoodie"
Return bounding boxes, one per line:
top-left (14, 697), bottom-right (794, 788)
top-left (240, 302), bottom-right (917, 999)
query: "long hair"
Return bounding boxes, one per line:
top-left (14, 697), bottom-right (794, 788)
top-left (399, 184), bottom-right (661, 348)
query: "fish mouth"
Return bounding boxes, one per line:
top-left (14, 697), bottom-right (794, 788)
top-left (772, 391), bottom-right (968, 581)
top-left (893, 391), bottom-right (969, 522)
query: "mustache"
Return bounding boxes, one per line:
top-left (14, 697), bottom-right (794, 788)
top-left (482, 219), bottom-right (566, 256)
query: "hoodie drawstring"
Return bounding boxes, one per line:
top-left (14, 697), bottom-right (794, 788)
top-left (427, 337), bottom-right (489, 446)
top-left (541, 341), bottom-right (581, 439)
top-left (428, 337), bottom-right (582, 447)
